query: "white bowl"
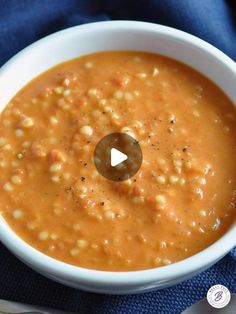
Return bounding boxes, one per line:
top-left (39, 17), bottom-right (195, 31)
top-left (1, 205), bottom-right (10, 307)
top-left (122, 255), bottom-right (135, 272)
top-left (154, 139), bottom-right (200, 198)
top-left (0, 21), bottom-right (235, 294)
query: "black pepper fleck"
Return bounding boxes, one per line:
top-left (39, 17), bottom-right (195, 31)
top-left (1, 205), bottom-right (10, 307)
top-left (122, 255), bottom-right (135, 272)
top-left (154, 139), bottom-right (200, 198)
top-left (65, 186), bottom-right (72, 192)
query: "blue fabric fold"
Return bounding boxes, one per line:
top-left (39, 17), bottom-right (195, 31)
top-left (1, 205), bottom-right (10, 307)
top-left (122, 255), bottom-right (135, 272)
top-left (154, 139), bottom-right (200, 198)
top-left (0, 1), bottom-right (235, 313)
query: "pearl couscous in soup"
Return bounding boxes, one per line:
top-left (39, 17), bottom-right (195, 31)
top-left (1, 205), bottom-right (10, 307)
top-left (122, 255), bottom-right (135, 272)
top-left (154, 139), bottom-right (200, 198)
top-left (1, 52), bottom-right (236, 271)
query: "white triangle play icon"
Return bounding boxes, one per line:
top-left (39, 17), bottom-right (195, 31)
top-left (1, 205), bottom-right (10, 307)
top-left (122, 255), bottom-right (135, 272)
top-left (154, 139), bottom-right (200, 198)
top-left (111, 148), bottom-right (128, 167)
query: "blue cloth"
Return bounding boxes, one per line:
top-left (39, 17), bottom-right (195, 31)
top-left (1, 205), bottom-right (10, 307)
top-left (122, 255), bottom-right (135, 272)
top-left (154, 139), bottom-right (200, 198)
top-left (0, 1), bottom-right (235, 313)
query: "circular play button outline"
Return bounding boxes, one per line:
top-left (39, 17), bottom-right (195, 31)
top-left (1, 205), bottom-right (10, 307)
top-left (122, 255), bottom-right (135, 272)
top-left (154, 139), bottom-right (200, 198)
top-left (93, 132), bottom-right (143, 181)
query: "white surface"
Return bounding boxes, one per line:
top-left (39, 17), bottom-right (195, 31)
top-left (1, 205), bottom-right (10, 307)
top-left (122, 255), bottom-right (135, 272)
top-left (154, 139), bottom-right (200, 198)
top-left (0, 21), bottom-right (235, 294)
top-left (0, 299), bottom-right (72, 314)
top-left (111, 148), bottom-right (128, 167)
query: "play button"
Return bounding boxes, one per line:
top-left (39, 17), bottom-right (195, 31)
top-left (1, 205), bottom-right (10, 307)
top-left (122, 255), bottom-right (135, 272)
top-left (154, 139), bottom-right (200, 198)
top-left (94, 133), bottom-right (142, 181)
top-left (111, 148), bottom-right (128, 167)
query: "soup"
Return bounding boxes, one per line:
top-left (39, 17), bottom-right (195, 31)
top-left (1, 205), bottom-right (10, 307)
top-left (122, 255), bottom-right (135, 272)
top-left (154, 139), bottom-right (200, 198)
top-left (1, 52), bottom-right (236, 270)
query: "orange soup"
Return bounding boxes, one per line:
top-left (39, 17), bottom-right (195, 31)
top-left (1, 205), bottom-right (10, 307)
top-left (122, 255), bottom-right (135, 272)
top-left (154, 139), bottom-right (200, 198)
top-left (1, 51), bottom-right (236, 271)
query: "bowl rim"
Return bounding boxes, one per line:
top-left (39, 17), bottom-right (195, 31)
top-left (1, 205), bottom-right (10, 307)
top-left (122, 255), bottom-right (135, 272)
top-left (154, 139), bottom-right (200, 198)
top-left (0, 20), bottom-right (236, 287)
